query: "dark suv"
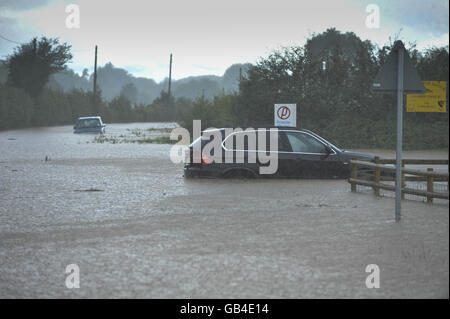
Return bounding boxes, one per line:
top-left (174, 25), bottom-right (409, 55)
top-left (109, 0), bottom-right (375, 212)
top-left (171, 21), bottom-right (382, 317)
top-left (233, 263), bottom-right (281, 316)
top-left (184, 127), bottom-right (375, 179)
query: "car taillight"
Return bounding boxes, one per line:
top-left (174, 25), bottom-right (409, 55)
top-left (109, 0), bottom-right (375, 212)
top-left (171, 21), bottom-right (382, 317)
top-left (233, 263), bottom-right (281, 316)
top-left (201, 154), bottom-right (211, 166)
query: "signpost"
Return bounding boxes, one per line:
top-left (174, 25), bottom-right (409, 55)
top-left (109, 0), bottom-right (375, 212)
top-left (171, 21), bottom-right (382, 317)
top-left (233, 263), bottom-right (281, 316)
top-left (407, 81), bottom-right (447, 112)
top-left (274, 104), bottom-right (296, 127)
top-left (371, 40), bottom-right (426, 222)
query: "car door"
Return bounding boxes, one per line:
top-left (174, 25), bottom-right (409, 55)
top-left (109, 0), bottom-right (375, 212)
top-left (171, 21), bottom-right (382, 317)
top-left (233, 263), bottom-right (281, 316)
top-left (222, 130), bottom-right (260, 172)
top-left (280, 131), bottom-right (340, 178)
top-left (272, 131), bottom-right (298, 177)
top-left (254, 128), bottom-right (291, 177)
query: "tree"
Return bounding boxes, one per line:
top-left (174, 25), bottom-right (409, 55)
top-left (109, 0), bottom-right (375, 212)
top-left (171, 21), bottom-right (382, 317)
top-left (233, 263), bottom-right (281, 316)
top-left (6, 37), bottom-right (72, 98)
top-left (108, 95), bottom-right (134, 122)
top-left (120, 82), bottom-right (138, 104)
top-left (82, 68), bottom-right (89, 78)
top-left (147, 91), bottom-right (176, 121)
top-left (417, 46), bottom-right (449, 82)
top-left (0, 61), bottom-right (7, 84)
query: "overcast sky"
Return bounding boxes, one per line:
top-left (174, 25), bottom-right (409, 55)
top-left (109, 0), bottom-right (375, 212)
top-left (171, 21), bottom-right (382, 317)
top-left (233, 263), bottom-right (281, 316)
top-left (0, 0), bottom-right (448, 82)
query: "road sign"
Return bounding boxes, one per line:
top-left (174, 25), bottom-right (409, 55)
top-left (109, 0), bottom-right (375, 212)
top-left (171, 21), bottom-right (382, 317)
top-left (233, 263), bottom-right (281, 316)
top-left (371, 42), bottom-right (426, 94)
top-left (407, 81), bottom-right (447, 112)
top-left (371, 40), bottom-right (426, 222)
top-left (274, 104), bottom-right (296, 127)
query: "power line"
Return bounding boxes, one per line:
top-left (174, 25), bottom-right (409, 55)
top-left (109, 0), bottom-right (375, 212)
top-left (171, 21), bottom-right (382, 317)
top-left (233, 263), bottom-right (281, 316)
top-left (0, 34), bottom-right (21, 45)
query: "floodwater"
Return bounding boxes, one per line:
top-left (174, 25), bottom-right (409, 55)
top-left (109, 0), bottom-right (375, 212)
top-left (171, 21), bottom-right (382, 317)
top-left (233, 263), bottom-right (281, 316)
top-left (0, 123), bottom-right (448, 298)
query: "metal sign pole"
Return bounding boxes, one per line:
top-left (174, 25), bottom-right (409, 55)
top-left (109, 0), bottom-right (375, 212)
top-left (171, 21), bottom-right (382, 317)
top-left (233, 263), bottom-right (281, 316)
top-left (371, 40), bottom-right (425, 221)
top-left (395, 47), bottom-right (404, 222)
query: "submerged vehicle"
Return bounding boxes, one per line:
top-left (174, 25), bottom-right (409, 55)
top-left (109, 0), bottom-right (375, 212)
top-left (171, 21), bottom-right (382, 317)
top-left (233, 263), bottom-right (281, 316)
top-left (73, 116), bottom-right (106, 134)
top-left (184, 127), bottom-right (376, 179)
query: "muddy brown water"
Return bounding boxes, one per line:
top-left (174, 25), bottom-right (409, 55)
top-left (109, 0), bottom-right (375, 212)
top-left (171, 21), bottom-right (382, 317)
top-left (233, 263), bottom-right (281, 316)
top-left (0, 123), bottom-right (448, 298)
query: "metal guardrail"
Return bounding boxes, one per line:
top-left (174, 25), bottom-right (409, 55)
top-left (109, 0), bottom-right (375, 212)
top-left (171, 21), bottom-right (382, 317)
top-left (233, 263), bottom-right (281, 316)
top-left (349, 157), bottom-right (449, 202)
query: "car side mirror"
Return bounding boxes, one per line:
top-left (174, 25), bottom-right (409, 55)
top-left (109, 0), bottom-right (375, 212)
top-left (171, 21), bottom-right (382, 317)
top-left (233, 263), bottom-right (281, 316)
top-left (325, 146), bottom-right (332, 154)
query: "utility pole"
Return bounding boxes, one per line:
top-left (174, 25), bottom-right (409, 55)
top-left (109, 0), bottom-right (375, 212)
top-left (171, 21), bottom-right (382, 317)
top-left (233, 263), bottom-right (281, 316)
top-left (32, 38), bottom-right (37, 56)
top-left (168, 53), bottom-right (172, 98)
top-left (93, 45), bottom-right (98, 114)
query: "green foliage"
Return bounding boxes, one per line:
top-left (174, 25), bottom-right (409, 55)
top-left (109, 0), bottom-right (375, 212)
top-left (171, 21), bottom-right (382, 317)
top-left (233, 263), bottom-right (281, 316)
top-left (234, 29), bottom-right (449, 149)
top-left (0, 84), bottom-right (33, 130)
top-left (120, 83), bottom-right (138, 104)
top-left (108, 95), bottom-right (134, 122)
top-left (6, 37), bottom-right (72, 97)
top-left (92, 134), bottom-right (177, 145)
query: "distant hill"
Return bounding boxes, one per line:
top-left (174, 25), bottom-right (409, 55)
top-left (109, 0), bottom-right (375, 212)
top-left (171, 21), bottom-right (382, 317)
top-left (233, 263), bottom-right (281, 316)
top-left (47, 62), bottom-right (251, 104)
top-left (0, 60), bottom-right (251, 103)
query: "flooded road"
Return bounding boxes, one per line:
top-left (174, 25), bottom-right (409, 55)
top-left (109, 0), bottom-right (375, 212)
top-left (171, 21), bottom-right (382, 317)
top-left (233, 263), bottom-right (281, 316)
top-left (0, 123), bottom-right (448, 298)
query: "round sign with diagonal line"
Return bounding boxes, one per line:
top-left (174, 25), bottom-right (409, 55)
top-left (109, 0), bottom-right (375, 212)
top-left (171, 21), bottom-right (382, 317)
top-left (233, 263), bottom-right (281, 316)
top-left (277, 106), bottom-right (290, 120)
top-left (274, 104), bottom-right (296, 127)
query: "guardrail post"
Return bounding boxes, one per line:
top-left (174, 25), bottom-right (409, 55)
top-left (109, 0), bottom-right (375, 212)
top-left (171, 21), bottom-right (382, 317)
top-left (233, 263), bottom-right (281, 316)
top-left (401, 161), bottom-right (406, 200)
top-left (351, 159), bottom-right (357, 193)
top-left (427, 168), bottom-right (434, 203)
top-left (374, 156), bottom-right (380, 196)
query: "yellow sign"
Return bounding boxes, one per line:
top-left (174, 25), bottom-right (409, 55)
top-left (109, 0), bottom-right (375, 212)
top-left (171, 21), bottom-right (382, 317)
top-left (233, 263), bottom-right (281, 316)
top-left (407, 81), bottom-right (447, 112)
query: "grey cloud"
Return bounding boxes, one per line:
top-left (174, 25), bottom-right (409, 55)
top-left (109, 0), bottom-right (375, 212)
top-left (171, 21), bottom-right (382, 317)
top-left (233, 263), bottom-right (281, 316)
top-left (376, 0), bottom-right (449, 36)
top-left (0, 15), bottom-right (18, 39)
top-left (0, 0), bottom-right (54, 50)
top-left (0, 15), bottom-right (20, 59)
top-left (0, 0), bottom-right (50, 11)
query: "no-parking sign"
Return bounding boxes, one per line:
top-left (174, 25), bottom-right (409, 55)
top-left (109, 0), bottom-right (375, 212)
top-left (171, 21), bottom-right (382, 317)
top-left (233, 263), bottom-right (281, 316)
top-left (274, 104), bottom-right (296, 127)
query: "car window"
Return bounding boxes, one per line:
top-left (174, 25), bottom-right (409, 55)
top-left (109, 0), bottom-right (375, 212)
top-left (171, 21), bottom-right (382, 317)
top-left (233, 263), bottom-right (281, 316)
top-left (285, 131), bottom-right (327, 153)
top-left (265, 130), bottom-right (289, 152)
top-left (222, 130), bottom-right (288, 152)
top-left (225, 131), bottom-right (258, 151)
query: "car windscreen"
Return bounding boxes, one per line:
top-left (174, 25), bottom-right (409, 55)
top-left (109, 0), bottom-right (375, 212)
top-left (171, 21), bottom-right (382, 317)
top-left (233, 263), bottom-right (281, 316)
top-left (77, 119), bottom-right (101, 128)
